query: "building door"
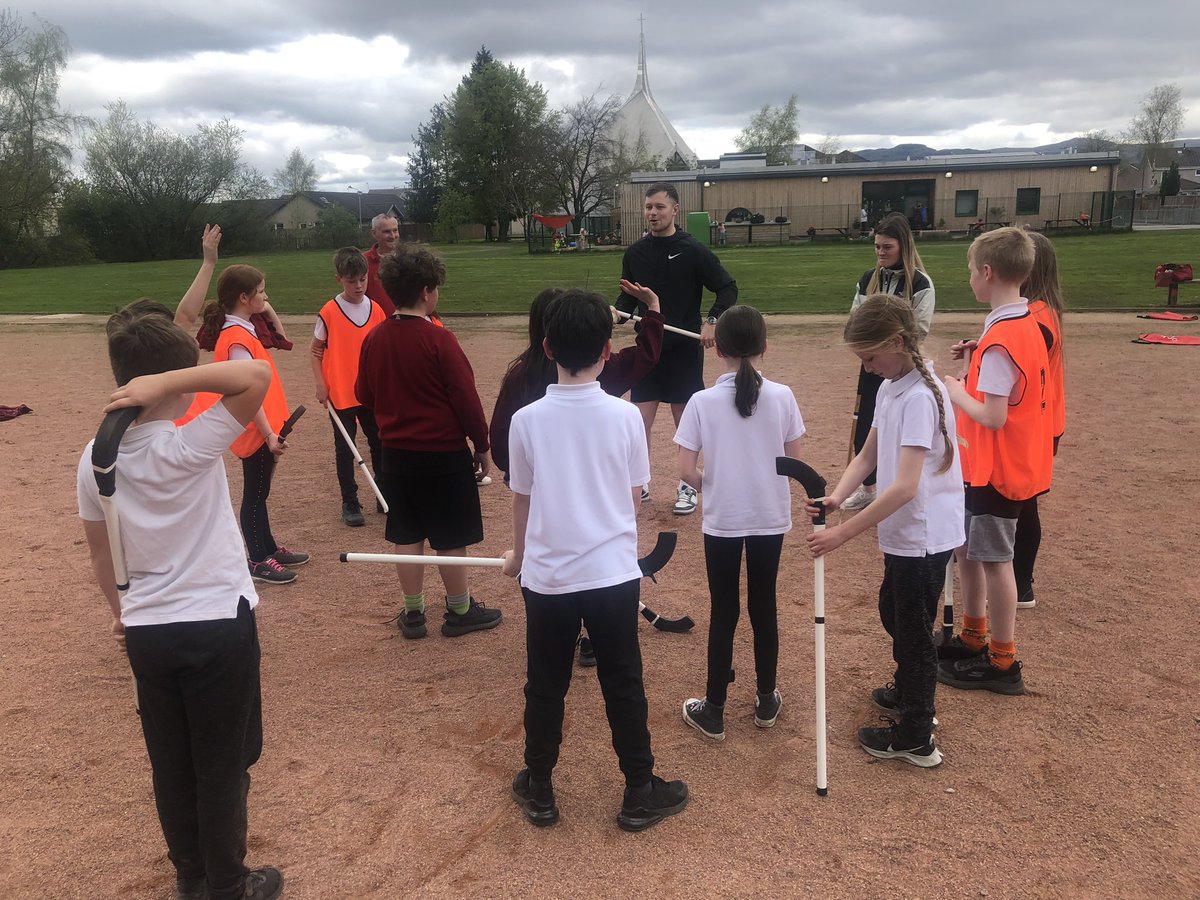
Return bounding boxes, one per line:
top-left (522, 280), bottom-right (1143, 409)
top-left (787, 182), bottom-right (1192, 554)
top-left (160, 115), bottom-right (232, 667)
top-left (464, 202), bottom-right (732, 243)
top-left (862, 180), bottom-right (935, 229)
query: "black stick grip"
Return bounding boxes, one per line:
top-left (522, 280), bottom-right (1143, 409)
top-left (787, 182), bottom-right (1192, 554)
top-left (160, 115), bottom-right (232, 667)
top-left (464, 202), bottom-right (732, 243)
top-left (776, 457), bottom-right (827, 525)
top-left (278, 405), bottom-right (306, 441)
top-left (92, 407), bottom-right (141, 497)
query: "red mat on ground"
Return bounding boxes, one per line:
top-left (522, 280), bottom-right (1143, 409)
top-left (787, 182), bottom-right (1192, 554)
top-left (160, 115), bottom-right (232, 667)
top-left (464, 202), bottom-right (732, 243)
top-left (1132, 333), bottom-right (1200, 345)
top-left (0, 404), bottom-right (32, 421)
top-left (1137, 311), bottom-right (1199, 321)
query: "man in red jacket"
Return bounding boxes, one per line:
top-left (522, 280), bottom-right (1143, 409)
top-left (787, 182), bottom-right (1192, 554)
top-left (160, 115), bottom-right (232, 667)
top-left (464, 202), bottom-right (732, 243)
top-left (364, 214), bottom-right (400, 315)
top-left (356, 244), bottom-right (501, 641)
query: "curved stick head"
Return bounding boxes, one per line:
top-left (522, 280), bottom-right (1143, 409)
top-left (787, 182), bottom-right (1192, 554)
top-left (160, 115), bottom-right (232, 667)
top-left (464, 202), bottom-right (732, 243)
top-left (776, 457), bottom-right (827, 525)
top-left (278, 405), bottom-right (306, 441)
top-left (92, 407), bottom-right (141, 497)
top-left (637, 532), bottom-right (677, 581)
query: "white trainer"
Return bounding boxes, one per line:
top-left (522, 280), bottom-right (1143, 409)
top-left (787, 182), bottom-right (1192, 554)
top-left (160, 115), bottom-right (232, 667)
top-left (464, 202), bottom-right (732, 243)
top-left (841, 485), bottom-right (876, 511)
top-left (673, 484), bottom-right (698, 515)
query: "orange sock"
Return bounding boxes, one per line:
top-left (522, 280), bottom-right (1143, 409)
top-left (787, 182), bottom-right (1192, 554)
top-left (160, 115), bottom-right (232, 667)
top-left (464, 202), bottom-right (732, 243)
top-left (988, 640), bottom-right (1017, 670)
top-left (961, 615), bottom-right (988, 651)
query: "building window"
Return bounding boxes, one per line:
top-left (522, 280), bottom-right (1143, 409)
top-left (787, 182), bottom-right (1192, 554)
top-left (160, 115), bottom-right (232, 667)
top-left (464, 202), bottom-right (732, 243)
top-left (1016, 188), bottom-right (1041, 216)
top-left (955, 190), bottom-right (979, 217)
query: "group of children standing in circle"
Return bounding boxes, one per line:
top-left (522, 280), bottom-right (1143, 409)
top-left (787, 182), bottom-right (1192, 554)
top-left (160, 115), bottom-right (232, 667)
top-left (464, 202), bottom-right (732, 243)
top-left (78, 205), bottom-right (1065, 895)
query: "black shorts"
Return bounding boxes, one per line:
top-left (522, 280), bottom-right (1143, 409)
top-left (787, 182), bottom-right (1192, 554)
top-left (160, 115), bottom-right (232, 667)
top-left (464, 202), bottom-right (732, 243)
top-left (630, 339), bottom-right (704, 404)
top-left (380, 447), bottom-right (483, 550)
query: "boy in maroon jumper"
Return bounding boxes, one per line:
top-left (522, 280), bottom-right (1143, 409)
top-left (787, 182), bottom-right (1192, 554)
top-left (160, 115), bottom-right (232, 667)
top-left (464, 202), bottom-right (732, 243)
top-left (355, 244), bottom-right (501, 639)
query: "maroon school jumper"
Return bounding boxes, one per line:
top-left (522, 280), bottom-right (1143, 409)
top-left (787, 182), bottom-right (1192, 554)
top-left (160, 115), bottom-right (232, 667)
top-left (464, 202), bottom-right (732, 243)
top-left (489, 309), bottom-right (664, 473)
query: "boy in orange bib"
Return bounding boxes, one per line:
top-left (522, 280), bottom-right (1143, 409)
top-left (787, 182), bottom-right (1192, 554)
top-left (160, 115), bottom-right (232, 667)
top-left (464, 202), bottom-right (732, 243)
top-left (937, 227), bottom-right (1051, 695)
top-left (311, 247), bottom-right (387, 527)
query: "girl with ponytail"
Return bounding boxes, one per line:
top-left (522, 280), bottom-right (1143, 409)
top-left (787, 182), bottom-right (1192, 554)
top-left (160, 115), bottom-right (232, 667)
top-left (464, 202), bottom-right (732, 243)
top-left (806, 293), bottom-right (964, 768)
top-left (673, 306), bottom-right (806, 742)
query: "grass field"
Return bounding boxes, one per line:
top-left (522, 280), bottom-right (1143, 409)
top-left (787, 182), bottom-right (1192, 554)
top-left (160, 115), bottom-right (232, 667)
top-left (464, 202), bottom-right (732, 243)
top-left (0, 230), bottom-right (1194, 316)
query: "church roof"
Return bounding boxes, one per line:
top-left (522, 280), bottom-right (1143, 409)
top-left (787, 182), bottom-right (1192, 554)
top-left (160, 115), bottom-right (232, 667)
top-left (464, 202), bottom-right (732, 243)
top-left (610, 26), bottom-right (696, 168)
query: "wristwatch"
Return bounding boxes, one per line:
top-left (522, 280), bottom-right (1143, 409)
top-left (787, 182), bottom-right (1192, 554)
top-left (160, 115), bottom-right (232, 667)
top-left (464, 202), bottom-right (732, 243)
top-left (705, 316), bottom-right (718, 325)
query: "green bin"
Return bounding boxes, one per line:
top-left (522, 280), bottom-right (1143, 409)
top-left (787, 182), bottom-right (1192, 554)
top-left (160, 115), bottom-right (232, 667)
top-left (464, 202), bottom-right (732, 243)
top-left (687, 211), bottom-right (713, 244)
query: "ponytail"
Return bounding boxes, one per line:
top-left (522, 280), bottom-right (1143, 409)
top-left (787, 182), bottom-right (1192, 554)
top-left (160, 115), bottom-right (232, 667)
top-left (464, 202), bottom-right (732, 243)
top-left (734, 356), bottom-right (763, 418)
top-left (714, 306), bottom-right (767, 418)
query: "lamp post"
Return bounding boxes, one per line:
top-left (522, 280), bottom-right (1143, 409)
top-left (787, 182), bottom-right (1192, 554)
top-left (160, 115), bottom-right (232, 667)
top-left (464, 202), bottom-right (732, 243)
top-left (348, 183), bottom-right (370, 225)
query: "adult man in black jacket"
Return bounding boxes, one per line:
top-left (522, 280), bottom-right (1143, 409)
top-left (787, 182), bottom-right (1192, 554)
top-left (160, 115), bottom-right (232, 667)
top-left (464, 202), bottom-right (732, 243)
top-left (616, 182), bottom-right (738, 515)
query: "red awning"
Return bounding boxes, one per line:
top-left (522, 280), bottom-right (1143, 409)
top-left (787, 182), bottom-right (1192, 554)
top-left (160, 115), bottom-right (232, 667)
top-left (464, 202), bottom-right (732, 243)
top-left (531, 214), bottom-right (574, 230)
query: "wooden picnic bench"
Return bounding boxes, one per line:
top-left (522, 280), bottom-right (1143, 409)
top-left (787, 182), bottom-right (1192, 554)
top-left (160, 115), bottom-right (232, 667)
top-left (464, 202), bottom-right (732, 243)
top-left (1160, 278), bottom-right (1197, 307)
top-left (1044, 217), bottom-right (1092, 232)
top-left (805, 226), bottom-right (852, 241)
top-left (967, 221), bottom-right (1010, 238)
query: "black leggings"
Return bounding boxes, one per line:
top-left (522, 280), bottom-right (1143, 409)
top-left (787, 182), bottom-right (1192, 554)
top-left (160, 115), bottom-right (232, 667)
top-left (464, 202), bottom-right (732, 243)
top-left (703, 533), bottom-right (785, 706)
top-left (240, 444), bottom-right (277, 564)
top-left (1012, 494), bottom-right (1041, 596)
top-left (331, 405), bottom-right (381, 504)
top-left (853, 366), bottom-right (883, 486)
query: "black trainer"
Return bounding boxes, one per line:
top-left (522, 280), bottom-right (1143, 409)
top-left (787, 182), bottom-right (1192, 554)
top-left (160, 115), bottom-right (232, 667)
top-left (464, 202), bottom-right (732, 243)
top-left (938, 655), bottom-right (1025, 695)
top-left (616, 775), bottom-right (688, 832)
top-left (871, 683), bottom-right (939, 728)
top-left (1017, 586), bottom-right (1037, 608)
top-left (342, 500), bottom-right (365, 527)
top-left (242, 866), bottom-right (284, 900)
top-left (442, 597), bottom-right (502, 637)
top-left (937, 634), bottom-right (987, 661)
top-left (511, 769), bottom-right (559, 826)
top-left (398, 609), bottom-right (427, 639)
top-left (754, 689), bottom-right (782, 728)
top-left (682, 697), bottom-right (725, 741)
top-left (858, 720), bottom-right (943, 768)
top-left (577, 635), bottom-right (597, 668)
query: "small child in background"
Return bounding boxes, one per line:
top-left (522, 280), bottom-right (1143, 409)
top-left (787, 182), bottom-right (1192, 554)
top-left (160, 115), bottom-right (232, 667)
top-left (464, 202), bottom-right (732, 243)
top-left (183, 264), bottom-right (309, 585)
top-left (674, 306), bottom-right (806, 742)
top-left (938, 227), bottom-right (1051, 695)
top-left (310, 247), bottom-right (387, 528)
top-left (355, 244), bottom-right (500, 640)
top-left (807, 294), bottom-right (964, 767)
top-left (502, 289), bottom-right (687, 832)
top-left (78, 306), bottom-right (282, 900)
top-left (1013, 231), bottom-right (1065, 608)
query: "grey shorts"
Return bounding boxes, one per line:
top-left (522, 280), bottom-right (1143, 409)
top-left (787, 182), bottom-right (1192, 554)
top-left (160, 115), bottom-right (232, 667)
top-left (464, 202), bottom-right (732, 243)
top-left (963, 484), bottom-right (1022, 563)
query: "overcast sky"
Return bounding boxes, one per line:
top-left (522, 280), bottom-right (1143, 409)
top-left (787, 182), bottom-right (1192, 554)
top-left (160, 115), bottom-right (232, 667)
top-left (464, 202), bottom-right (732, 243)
top-left (17, 0), bottom-right (1200, 190)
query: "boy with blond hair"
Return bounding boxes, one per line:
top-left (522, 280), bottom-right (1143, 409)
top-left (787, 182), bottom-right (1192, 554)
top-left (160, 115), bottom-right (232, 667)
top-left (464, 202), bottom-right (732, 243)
top-left (938, 227), bottom-right (1052, 695)
top-left (78, 305), bottom-right (283, 899)
top-left (311, 246), bottom-right (387, 527)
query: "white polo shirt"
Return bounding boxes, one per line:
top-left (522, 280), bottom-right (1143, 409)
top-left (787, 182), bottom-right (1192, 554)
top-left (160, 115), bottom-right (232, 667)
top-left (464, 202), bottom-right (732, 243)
top-left (509, 382), bottom-right (649, 594)
top-left (77, 403), bottom-right (259, 625)
top-left (673, 373), bottom-right (806, 537)
top-left (871, 366), bottom-right (966, 557)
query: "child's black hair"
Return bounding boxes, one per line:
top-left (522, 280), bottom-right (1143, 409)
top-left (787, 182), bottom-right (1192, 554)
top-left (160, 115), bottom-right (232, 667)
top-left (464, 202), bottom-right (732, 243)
top-left (543, 289), bottom-right (612, 375)
top-left (714, 305), bottom-right (766, 418)
top-left (503, 287), bottom-right (564, 406)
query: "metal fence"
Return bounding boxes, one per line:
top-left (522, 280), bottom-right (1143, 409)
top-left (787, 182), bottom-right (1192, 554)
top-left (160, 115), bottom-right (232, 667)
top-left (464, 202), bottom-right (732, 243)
top-left (668, 191), bottom-right (1135, 247)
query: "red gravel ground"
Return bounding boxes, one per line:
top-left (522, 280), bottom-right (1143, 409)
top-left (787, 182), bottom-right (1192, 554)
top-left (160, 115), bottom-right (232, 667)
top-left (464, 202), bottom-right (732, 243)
top-left (0, 312), bottom-right (1197, 899)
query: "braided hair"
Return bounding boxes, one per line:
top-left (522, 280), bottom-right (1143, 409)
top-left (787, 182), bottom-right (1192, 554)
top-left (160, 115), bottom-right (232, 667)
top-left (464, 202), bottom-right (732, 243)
top-left (714, 305), bottom-right (766, 418)
top-left (844, 293), bottom-right (954, 474)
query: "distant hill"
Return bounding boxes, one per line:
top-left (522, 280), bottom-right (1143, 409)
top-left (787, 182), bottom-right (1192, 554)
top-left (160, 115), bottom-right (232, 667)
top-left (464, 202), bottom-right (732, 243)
top-left (853, 136), bottom-right (1200, 161)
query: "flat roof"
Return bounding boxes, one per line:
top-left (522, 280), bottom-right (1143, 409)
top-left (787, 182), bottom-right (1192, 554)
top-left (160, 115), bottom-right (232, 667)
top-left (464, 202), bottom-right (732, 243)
top-left (631, 151), bottom-right (1121, 182)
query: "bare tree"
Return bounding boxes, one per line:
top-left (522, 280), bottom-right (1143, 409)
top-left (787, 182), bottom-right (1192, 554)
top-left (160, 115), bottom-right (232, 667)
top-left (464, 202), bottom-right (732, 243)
top-left (554, 91), bottom-right (624, 226)
top-left (733, 95), bottom-right (799, 165)
top-left (1125, 83), bottom-right (1187, 192)
top-left (815, 133), bottom-right (843, 162)
top-left (1077, 129), bottom-right (1117, 152)
top-left (273, 148), bottom-right (318, 194)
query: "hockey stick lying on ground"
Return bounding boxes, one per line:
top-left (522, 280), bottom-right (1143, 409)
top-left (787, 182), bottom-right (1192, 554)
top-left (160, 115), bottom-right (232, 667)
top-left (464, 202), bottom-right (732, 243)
top-left (611, 308), bottom-right (702, 341)
top-left (776, 456), bottom-right (830, 797)
top-left (92, 405), bottom-right (143, 712)
top-left (342, 533), bottom-right (694, 632)
top-left (326, 404), bottom-right (388, 513)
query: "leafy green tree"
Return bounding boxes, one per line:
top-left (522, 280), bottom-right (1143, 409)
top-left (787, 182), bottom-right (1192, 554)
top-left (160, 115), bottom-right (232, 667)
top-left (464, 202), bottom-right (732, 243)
top-left (434, 188), bottom-right (473, 243)
top-left (439, 47), bottom-right (559, 241)
top-left (73, 102), bottom-right (252, 260)
top-left (1160, 161), bottom-right (1181, 202)
top-left (733, 95), bottom-right (799, 166)
top-left (315, 205), bottom-right (360, 246)
top-left (407, 103), bottom-right (447, 224)
top-left (273, 148), bottom-right (318, 194)
top-left (0, 12), bottom-right (78, 267)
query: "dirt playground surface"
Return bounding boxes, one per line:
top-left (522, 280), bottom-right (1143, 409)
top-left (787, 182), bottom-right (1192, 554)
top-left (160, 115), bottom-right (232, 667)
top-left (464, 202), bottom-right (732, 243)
top-left (1, 312), bottom-right (1197, 899)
